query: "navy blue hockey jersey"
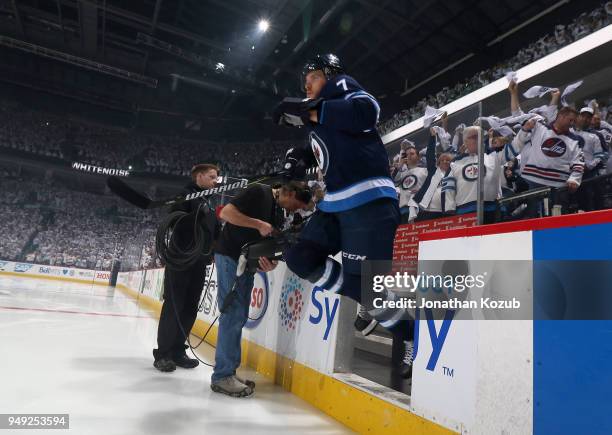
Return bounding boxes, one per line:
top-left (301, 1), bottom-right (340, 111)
top-left (307, 74), bottom-right (396, 212)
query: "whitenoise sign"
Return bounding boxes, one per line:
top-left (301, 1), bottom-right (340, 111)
top-left (72, 162), bottom-right (130, 177)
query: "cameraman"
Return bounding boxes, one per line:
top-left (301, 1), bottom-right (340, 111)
top-left (211, 181), bottom-right (310, 397)
top-left (153, 164), bottom-right (220, 372)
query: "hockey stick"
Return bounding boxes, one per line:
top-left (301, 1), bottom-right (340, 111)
top-left (106, 176), bottom-right (250, 209)
top-left (106, 163), bottom-right (322, 210)
top-left (106, 171), bottom-right (291, 210)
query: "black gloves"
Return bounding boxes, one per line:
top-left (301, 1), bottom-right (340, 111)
top-left (283, 147), bottom-right (317, 180)
top-left (273, 97), bottom-right (322, 127)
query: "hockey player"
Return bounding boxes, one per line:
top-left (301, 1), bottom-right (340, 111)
top-left (273, 54), bottom-right (413, 377)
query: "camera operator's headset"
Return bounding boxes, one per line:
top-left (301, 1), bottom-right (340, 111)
top-left (156, 183), bottom-right (311, 367)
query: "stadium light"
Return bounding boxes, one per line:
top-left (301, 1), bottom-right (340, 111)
top-left (258, 19), bottom-right (270, 33)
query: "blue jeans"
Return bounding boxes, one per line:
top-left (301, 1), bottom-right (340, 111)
top-left (211, 254), bottom-right (254, 382)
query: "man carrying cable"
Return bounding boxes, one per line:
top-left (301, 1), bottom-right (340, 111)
top-left (153, 164), bottom-right (220, 372)
top-left (211, 181), bottom-right (310, 397)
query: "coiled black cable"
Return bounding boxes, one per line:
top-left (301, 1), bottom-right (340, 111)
top-left (155, 202), bottom-right (213, 271)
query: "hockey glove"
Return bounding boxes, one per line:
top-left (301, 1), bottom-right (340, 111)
top-left (273, 97), bottom-right (322, 127)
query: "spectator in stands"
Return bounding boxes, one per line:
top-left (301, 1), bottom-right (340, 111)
top-left (513, 109), bottom-right (584, 216)
top-left (376, 1), bottom-right (612, 136)
top-left (0, 173), bottom-right (160, 270)
top-left (591, 112), bottom-right (612, 177)
top-left (391, 139), bottom-right (414, 167)
top-left (392, 140), bottom-right (427, 223)
top-left (413, 127), bottom-right (456, 221)
top-left (0, 100), bottom-right (290, 179)
top-left (591, 104), bottom-right (612, 136)
top-left (448, 125), bottom-right (523, 223)
top-left (574, 107), bottom-right (608, 210)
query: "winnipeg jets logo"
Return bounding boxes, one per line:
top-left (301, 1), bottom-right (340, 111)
top-left (401, 174), bottom-right (418, 190)
top-left (541, 138), bottom-right (567, 157)
top-left (309, 132), bottom-right (329, 175)
top-left (462, 163), bottom-right (485, 181)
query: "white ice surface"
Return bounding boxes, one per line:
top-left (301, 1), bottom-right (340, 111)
top-left (0, 276), bottom-right (352, 435)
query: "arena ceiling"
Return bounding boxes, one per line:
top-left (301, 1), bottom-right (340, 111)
top-left (0, 0), bottom-right (603, 141)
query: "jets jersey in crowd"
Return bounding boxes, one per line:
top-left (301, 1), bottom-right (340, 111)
top-left (392, 164), bottom-right (427, 211)
top-left (447, 140), bottom-right (522, 212)
top-left (599, 120), bottom-right (612, 134)
top-left (594, 126), bottom-right (612, 147)
top-left (573, 128), bottom-right (609, 175)
top-left (513, 122), bottom-right (584, 187)
top-left (592, 122), bottom-right (612, 174)
top-left (414, 136), bottom-right (456, 213)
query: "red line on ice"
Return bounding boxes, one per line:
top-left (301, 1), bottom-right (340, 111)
top-left (0, 305), bottom-right (150, 318)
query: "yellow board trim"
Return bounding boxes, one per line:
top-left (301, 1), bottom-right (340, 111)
top-left (116, 283), bottom-right (456, 435)
top-left (0, 271), bottom-right (108, 286)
